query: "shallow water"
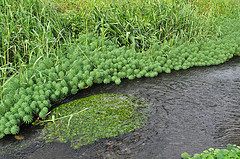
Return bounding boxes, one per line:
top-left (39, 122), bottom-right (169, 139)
top-left (1, 57), bottom-right (240, 159)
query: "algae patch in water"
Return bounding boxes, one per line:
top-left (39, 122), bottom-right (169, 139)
top-left (41, 93), bottom-right (149, 148)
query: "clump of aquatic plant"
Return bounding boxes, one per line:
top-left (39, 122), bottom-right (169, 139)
top-left (181, 144), bottom-right (240, 159)
top-left (40, 93), bottom-right (149, 148)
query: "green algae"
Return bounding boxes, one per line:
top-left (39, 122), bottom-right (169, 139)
top-left (41, 93), bottom-right (149, 149)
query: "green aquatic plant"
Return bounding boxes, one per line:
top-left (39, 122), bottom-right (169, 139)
top-left (181, 144), bottom-right (240, 159)
top-left (40, 93), bottom-right (149, 148)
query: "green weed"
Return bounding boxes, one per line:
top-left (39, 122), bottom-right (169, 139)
top-left (182, 144), bottom-right (240, 159)
top-left (41, 93), bottom-right (149, 148)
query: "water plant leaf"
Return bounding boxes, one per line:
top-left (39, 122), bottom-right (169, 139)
top-left (181, 152), bottom-right (190, 159)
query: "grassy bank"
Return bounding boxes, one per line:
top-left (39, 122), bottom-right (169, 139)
top-left (2, 0), bottom-right (238, 95)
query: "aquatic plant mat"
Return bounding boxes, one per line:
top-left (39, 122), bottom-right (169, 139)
top-left (41, 93), bottom-right (149, 148)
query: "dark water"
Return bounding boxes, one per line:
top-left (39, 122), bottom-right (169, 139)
top-left (1, 57), bottom-right (240, 159)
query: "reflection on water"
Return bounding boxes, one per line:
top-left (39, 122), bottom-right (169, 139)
top-left (1, 57), bottom-right (240, 159)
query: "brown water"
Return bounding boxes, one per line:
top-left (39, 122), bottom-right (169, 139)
top-left (1, 57), bottom-right (240, 159)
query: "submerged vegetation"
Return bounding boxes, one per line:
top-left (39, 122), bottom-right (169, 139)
top-left (0, 0), bottom-right (240, 157)
top-left (41, 93), bottom-right (149, 148)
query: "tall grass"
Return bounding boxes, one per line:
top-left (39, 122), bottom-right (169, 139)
top-left (89, 0), bottom-right (218, 50)
top-left (0, 0), bottom-right (70, 97)
top-left (189, 0), bottom-right (240, 17)
top-left (46, 0), bottom-right (239, 51)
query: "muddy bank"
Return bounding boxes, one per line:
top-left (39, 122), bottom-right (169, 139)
top-left (1, 57), bottom-right (240, 159)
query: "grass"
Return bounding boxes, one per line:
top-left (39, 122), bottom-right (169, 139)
top-left (46, 0), bottom-right (223, 50)
top-left (190, 0), bottom-right (240, 17)
top-left (45, 0), bottom-right (240, 48)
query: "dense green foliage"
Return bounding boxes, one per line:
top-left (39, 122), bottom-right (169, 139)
top-left (182, 144), bottom-right (240, 159)
top-left (41, 93), bottom-right (148, 148)
top-left (50, 0), bottom-right (222, 50)
top-left (0, 0), bottom-right (70, 89)
top-left (1, 0), bottom-right (239, 94)
top-left (0, 17), bottom-right (240, 139)
top-left (3, 0), bottom-right (238, 87)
